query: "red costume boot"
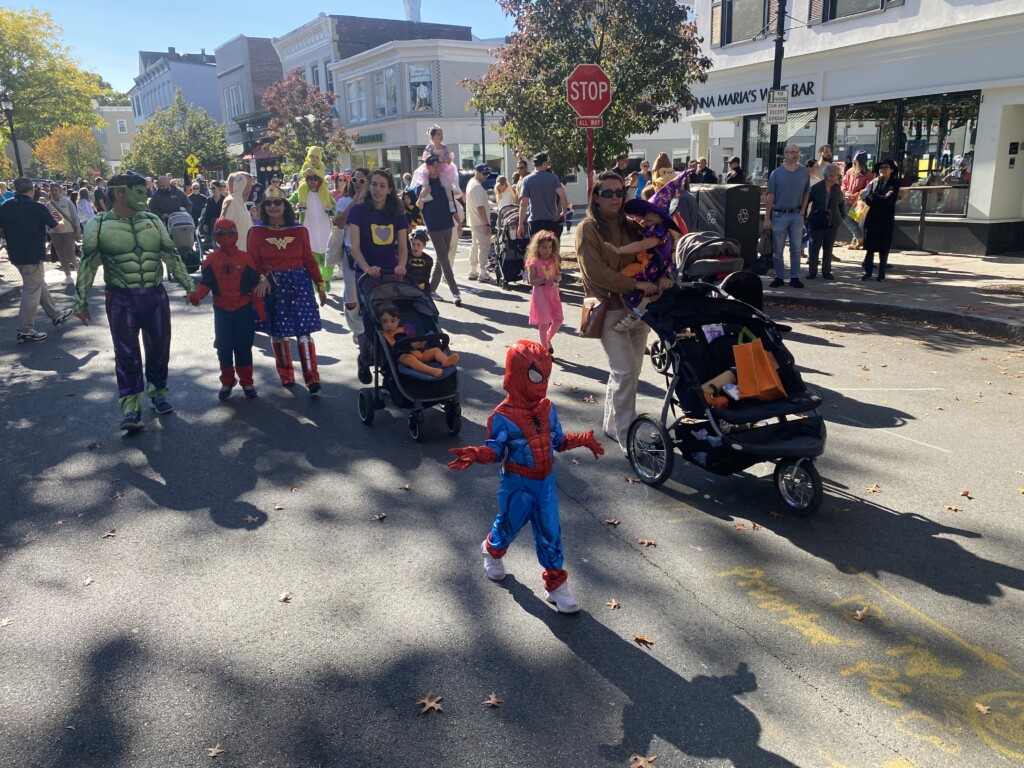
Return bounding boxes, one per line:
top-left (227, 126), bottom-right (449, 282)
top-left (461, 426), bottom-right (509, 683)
top-left (236, 365), bottom-right (258, 399)
top-left (272, 339), bottom-right (295, 386)
top-left (297, 335), bottom-right (321, 394)
top-left (218, 366), bottom-right (236, 401)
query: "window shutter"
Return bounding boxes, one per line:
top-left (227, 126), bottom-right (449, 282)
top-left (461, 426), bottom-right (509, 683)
top-left (711, 2), bottom-right (723, 46)
top-left (808, 0), bottom-right (825, 24)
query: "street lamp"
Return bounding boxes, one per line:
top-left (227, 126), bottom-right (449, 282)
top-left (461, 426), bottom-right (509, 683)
top-left (1, 92), bottom-right (25, 177)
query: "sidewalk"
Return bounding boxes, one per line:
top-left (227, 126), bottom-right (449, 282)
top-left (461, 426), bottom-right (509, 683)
top-left (557, 230), bottom-right (1024, 342)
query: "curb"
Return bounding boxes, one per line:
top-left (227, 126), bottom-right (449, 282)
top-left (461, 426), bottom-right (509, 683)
top-left (764, 294), bottom-right (1024, 343)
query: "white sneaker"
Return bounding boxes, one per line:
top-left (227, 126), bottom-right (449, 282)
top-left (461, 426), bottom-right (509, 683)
top-left (613, 313), bottom-right (642, 332)
top-left (481, 539), bottom-right (506, 581)
top-left (17, 329), bottom-right (47, 343)
top-left (544, 583), bottom-right (580, 613)
top-left (64, 275), bottom-right (75, 286)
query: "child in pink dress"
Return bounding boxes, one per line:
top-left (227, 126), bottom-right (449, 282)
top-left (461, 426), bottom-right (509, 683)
top-left (526, 230), bottom-right (563, 356)
top-left (409, 125), bottom-right (459, 197)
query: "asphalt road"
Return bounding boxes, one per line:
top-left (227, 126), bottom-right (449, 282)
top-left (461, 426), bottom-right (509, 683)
top-left (1, 255), bottom-right (1022, 768)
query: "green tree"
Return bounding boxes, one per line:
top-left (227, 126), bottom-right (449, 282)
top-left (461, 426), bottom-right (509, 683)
top-left (262, 68), bottom-right (353, 167)
top-left (0, 9), bottom-right (107, 145)
top-left (464, 0), bottom-right (711, 177)
top-left (90, 75), bottom-right (131, 107)
top-left (34, 125), bottom-right (106, 179)
top-left (121, 90), bottom-right (229, 177)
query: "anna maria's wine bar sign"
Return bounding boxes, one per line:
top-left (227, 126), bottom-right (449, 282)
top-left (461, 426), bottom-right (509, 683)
top-left (694, 81), bottom-right (816, 111)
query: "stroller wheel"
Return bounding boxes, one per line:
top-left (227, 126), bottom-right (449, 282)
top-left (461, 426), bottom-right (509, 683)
top-left (649, 341), bottom-right (671, 375)
top-left (408, 410), bottom-right (424, 442)
top-left (773, 459), bottom-right (823, 516)
top-left (357, 388), bottom-right (375, 425)
top-left (626, 415), bottom-right (674, 487)
top-left (445, 403), bottom-right (462, 436)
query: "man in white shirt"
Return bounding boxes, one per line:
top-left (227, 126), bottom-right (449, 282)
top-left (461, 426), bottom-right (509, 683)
top-left (465, 164), bottom-right (493, 282)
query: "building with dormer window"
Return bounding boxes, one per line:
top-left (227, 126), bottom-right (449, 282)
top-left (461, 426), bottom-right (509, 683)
top-left (128, 48), bottom-right (221, 126)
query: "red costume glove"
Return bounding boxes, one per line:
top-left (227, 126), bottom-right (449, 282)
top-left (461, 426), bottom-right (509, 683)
top-left (448, 446), bottom-right (498, 470)
top-left (560, 430), bottom-right (604, 459)
top-left (187, 292), bottom-right (202, 306)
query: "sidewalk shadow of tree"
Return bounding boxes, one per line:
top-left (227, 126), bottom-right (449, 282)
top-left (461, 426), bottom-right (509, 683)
top-left (500, 576), bottom-right (798, 768)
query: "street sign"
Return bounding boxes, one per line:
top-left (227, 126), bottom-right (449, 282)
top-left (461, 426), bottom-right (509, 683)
top-left (566, 64), bottom-right (612, 119)
top-left (766, 89), bottom-right (789, 125)
top-left (185, 153), bottom-right (200, 167)
top-left (575, 117), bottom-right (604, 128)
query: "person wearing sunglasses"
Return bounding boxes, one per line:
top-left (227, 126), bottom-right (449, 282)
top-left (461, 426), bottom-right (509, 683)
top-left (250, 186), bottom-right (327, 394)
top-left (575, 170), bottom-right (664, 453)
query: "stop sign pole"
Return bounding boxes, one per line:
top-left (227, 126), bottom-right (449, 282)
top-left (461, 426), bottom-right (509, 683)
top-left (566, 64), bottom-right (612, 198)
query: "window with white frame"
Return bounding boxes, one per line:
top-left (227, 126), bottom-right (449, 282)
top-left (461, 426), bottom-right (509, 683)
top-left (311, 64), bottom-right (321, 91)
top-left (224, 85), bottom-right (244, 121)
top-left (325, 64), bottom-right (335, 96)
top-left (346, 78), bottom-right (367, 124)
top-left (120, 143), bottom-right (131, 155)
top-left (372, 67), bottom-right (398, 119)
top-left (117, 119), bottom-right (128, 133)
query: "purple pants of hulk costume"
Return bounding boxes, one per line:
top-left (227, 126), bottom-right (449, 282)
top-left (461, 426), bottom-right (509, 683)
top-left (104, 286), bottom-right (171, 398)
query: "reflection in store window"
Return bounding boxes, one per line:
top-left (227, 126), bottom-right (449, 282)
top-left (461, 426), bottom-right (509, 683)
top-left (744, 110), bottom-right (817, 184)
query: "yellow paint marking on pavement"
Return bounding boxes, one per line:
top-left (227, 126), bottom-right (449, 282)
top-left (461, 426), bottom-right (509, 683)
top-left (854, 571), bottom-right (1024, 684)
top-left (882, 757), bottom-right (920, 768)
top-left (887, 642), bottom-right (964, 680)
top-left (839, 661), bottom-right (913, 707)
top-left (893, 711), bottom-right (962, 756)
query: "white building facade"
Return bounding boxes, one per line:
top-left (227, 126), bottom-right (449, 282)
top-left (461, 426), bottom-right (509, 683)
top-left (684, 0), bottom-right (1024, 254)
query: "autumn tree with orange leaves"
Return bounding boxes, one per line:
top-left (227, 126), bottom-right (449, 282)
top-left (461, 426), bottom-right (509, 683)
top-left (464, 0), bottom-right (711, 178)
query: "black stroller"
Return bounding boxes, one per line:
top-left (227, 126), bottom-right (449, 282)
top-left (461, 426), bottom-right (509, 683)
top-left (493, 204), bottom-right (529, 288)
top-left (356, 272), bottom-right (461, 441)
top-left (626, 283), bottom-right (827, 516)
top-left (166, 210), bottom-right (201, 272)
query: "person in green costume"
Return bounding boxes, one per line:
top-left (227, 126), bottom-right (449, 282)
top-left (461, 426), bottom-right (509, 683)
top-left (74, 171), bottom-right (195, 431)
top-left (289, 168), bottom-right (336, 291)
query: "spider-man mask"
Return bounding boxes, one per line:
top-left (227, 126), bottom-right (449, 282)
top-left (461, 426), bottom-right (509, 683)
top-left (503, 340), bottom-right (551, 407)
top-left (213, 218), bottom-right (238, 250)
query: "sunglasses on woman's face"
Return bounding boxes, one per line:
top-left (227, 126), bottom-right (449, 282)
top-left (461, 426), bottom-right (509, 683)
top-left (596, 188), bottom-right (627, 198)
top-left (265, 200), bottom-right (284, 207)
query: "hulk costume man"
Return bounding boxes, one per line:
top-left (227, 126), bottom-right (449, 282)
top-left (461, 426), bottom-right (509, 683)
top-left (74, 171), bottom-right (195, 431)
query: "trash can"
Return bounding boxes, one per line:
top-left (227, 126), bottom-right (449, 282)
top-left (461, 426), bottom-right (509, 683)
top-left (690, 184), bottom-right (761, 269)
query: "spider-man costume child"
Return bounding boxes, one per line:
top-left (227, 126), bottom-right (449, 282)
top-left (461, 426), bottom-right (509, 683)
top-left (448, 340), bottom-right (604, 613)
top-left (188, 219), bottom-right (264, 400)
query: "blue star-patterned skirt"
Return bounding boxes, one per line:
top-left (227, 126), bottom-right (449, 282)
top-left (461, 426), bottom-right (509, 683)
top-left (257, 267), bottom-right (322, 338)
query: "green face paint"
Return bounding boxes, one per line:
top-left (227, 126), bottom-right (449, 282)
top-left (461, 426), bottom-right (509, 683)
top-left (125, 185), bottom-right (149, 211)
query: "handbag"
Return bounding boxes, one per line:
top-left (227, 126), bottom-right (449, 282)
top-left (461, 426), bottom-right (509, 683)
top-left (756, 230), bottom-right (773, 256)
top-left (808, 209), bottom-right (831, 230)
top-left (733, 328), bottom-right (787, 402)
top-left (445, 186), bottom-right (464, 228)
top-left (578, 296), bottom-right (608, 339)
top-left (847, 200), bottom-right (867, 223)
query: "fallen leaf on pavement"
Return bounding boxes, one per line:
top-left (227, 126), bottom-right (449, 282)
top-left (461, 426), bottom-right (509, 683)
top-left (975, 702), bottom-right (991, 715)
top-left (481, 692), bottom-right (503, 708)
top-left (569, 385), bottom-right (580, 393)
top-left (87, 442), bottom-right (102, 450)
top-left (961, 490), bottom-right (972, 498)
top-left (637, 538), bottom-right (656, 547)
top-left (751, 522), bottom-right (762, 531)
top-left (242, 514), bottom-right (259, 524)
top-left (278, 592), bottom-right (293, 603)
top-left (734, 523), bottom-right (746, 531)
top-left (854, 606), bottom-right (870, 621)
top-left (605, 599), bottom-right (622, 609)
top-left (769, 511), bottom-right (784, 518)
top-left (399, 483), bottom-right (410, 491)
top-left (53, 520), bottom-right (65, 527)
top-left (83, 577), bottom-right (93, 587)
top-left (866, 484), bottom-right (882, 494)
top-left (582, 394), bottom-right (598, 404)
top-left (632, 635), bottom-right (654, 648)
top-left (101, 529), bottom-right (117, 539)
top-left (417, 692), bottom-right (443, 714)
top-left (629, 755), bottom-right (658, 768)
top-left (689, 545), bottom-right (703, 552)
top-left (290, 484), bottom-right (300, 492)
top-left (207, 744), bottom-right (226, 758)
top-left (0, 617), bottom-right (13, 628)
top-left (372, 513), bottom-right (387, 522)
top-left (571, 458), bottom-right (579, 465)
top-left (625, 476), bottom-right (638, 484)
top-left (602, 518), bottom-right (621, 527)
top-left (944, 505), bottom-right (962, 512)
top-left (273, 504), bottom-right (284, 511)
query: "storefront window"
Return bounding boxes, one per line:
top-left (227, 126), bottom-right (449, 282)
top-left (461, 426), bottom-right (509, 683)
top-left (349, 150), bottom-right (378, 171)
top-left (458, 143), bottom-right (504, 173)
top-left (743, 110), bottom-right (817, 184)
top-left (384, 148), bottom-right (402, 177)
top-left (408, 65), bottom-right (434, 113)
top-left (831, 91), bottom-right (978, 216)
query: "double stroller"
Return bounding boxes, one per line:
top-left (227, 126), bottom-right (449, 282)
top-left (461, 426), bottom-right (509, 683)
top-left (166, 210), bottom-right (202, 273)
top-left (492, 204), bottom-right (529, 288)
top-left (626, 282), bottom-right (827, 516)
top-left (356, 272), bottom-right (461, 441)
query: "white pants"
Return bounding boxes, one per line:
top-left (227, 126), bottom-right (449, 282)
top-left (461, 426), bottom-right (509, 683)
top-left (17, 262), bottom-right (61, 334)
top-left (599, 308), bottom-right (649, 449)
top-left (468, 224), bottom-right (489, 275)
top-left (339, 246), bottom-right (363, 339)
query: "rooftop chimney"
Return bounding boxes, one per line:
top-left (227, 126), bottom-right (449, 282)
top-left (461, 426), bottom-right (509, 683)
top-left (168, 46), bottom-right (176, 56)
top-left (404, 0), bottom-right (421, 23)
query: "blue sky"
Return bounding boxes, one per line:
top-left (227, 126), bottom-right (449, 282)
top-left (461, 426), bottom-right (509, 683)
top-left (25, 1), bottom-right (513, 93)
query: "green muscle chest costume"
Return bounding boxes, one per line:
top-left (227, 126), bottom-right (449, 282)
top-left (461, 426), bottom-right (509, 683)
top-left (75, 211), bottom-right (194, 314)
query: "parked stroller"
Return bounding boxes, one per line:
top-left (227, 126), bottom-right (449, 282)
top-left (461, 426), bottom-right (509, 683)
top-left (166, 210), bottom-right (201, 272)
top-left (356, 272), bottom-right (461, 441)
top-left (493, 204), bottom-right (529, 288)
top-left (626, 282), bottom-right (827, 516)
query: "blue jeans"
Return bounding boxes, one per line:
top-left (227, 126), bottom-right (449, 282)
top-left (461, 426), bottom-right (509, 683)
top-left (772, 211), bottom-right (803, 279)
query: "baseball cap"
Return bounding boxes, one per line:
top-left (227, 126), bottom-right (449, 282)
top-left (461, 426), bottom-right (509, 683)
top-left (425, 155), bottom-right (440, 166)
top-left (475, 163), bottom-right (492, 175)
top-left (729, 156), bottom-right (741, 164)
top-left (532, 152), bottom-right (548, 166)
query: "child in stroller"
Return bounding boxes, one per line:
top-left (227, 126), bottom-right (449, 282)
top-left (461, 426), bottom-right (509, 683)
top-left (379, 304), bottom-right (459, 378)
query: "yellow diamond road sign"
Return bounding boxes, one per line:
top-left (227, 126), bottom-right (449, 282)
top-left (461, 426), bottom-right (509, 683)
top-left (185, 154), bottom-right (199, 167)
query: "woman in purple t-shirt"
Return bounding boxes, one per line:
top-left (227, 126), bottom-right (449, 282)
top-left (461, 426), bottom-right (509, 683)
top-left (347, 169), bottom-right (409, 279)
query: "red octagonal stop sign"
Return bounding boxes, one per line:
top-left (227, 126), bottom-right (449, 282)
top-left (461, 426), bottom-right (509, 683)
top-left (566, 64), bottom-right (612, 119)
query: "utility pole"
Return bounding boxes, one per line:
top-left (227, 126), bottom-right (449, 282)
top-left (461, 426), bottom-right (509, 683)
top-left (480, 109), bottom-right (486, 167)
top-left (767, 0), bottom-right (788, 170)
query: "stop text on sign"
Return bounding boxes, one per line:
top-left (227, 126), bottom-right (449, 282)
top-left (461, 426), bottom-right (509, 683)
top-left (568, 80), bottom-right (609, 104)
top-left (566, 63), bottom-right (612, 119)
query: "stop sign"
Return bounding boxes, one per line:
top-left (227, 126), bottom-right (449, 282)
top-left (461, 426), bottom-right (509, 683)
top-left (566, 64), bottom-right (612, 119)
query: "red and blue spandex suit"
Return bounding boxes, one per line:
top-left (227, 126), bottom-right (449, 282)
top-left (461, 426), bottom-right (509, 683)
top-left (449, 340), bottom-right (603, 593)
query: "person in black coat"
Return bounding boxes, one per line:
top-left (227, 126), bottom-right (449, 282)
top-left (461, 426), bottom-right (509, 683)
top-left (860, 159), bottom-right (901, 282)
top-left (805, 163), bottom-right (844, 280)
top-left (725, 156), bottom-right (746, 184)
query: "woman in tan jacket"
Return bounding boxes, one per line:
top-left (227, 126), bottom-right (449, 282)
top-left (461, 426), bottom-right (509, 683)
top-left (575, 170), bottom-right (665, 451)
